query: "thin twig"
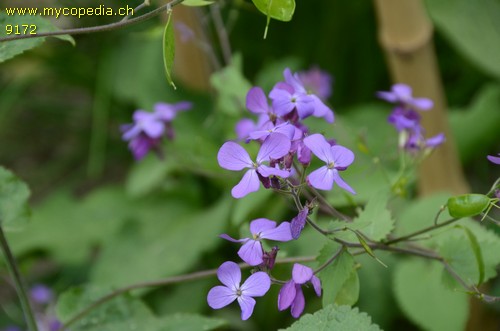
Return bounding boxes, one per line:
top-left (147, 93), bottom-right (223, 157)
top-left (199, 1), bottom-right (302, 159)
top-left (121, 0), bottom-right (151, 22)
top-left (384, 218), bottom-right (459, 245)
top-left (314, 244), bottom-right (345, 274)
top-left (0, 227), bottom-right (38, 331)
top-left (0, 0), bottom-right (185, 42)
top-left (209, 3), bottom-right (232, 64)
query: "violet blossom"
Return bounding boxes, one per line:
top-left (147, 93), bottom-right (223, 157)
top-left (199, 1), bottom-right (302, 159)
top-left (303, 134), bottom-right (356, 193)
top-left (217, 133), bottom-right (291, 198)
top-left (278, 264), bottom-right (321, 318)
top-left (30, 285), bottom-right (53, 305)
top-left (377, 83), bottom-right (433, 111)
top-left (298, 67), bottom-right (333, 101)
top-left (207, 261), bottom-right (271, 320)
top-left (290, 207), bottom-right (309, 239)
top-left (220, 218), bottom-right (293, 266)
top-left (121, 101), bottom-right (192, 160)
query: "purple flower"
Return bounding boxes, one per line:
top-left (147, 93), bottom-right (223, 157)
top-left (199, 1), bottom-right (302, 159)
top-left (246, 86), bottom-right (277, 119)
top-left (207, 261), bottom-right (271, 320)
top-left (248, 121), bottom-right (296, 141)
top-left (121, 102), bottom-right (191, 160)
top-left (388, 107), bottom-right (421, 132)
top-left (278, 264), bottom-right (321, 318)
top-left (269, 82), bottom-right (315, 120)
top-left (290, 207), bottom-right (309, 239)
top-left (377, 83), bottom-right (433, 111)
top-left (153, 101), bottom-right (192, 122)
top-left (30, 284), bottom-right (53, 304)
top-left (303, 134), bottom-right (355, 194)
top-left (298, 67), bottom-right (333, 101)
top-left (121, 110), bottom-right (164, 142)
top-left (220, 218), bottom-right (293, 266)
top-left (217, 134), bottom-right (292, 198)
top-left (487, 154), bottom-right (500, 165)
top-left (280, 68), bottom-right (335, 123)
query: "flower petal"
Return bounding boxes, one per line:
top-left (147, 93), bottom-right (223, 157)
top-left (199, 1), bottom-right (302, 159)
top-left (303, 134), bottom-right (334, 163)
top-left (257, 165), bottom-right (290, 178)
top-left (307, 166), bottom-right (334, 191)
top-left (311, 95), bottom-right (334, 123)
top-left (257, 133), bottom-right (291, 163)
top-left (376, 91), bottom-right (398, 103)
top-left (246, 86), bottom-right (269, 114)
top-left (231, 169), bottom-right (260, 199)
top-left (241, 271), bottom-right (271, 297)
top-left (332, 170), bottom-right (356, 194)
top-left (292, 263), bottom-right (313, 284)
top-left (238, 240), bottom-right (264, 266)
top-left (331, 145), bottom-right (355, 168)
top-left (311, 275), bottom-right (322, 296)
top-left (218, 142), bottom-right (253, 171)
top-left (392, 83), bottom-right (412, 101)
top-left (487, 154), bottom-right (500, 165)
top-left (219, 234), bottom-right (247, 243)
top-left (207, 286), bottom-right (237, 309)
top-left (411, 97), bottom-right (433, 110)
top-left (260, 222), bottom-right (293, 242)
top-left (278, 280), bottom-right (296, 311)
top-left (291, 285), bottom-right (305, 318)
top-left (217, 261), bottom-right (241, 290)
top-left (237, 295), bottom-right (256, 320)
top-left (250, 218), bottom-right (278, 234)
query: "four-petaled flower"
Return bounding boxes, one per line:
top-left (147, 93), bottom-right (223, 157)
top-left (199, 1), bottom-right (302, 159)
top-left (303, 134), bottom-right (355, 193)
top-left (217, 133), bottom-right (291, 198)
top-left (377, 83), bottom-right (433, 111)
top-left (207, 261), bottom-right (271, 320)
top-left (221, 218), bottom-right (293, 266)
top-left (278, 264), bottom-right (321, 318)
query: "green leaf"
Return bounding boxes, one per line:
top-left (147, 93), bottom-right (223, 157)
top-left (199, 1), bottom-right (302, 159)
top-left (393, 259), bottom-right (468, 331)
top-left (89, 197), bottom-right (231, 287)
top-left (449, 84), bottom-right (500, 163)
top-left (317, 242), bottom-right (359, 306)
top-left (352, 190), bottom-right (394, 241)
top-left (125, 156), bottom-right (176, 197)
top-left (281, 305), bottom-right (381, 331)
top-left (162, 10), bottom-right (176, 89)
top-left (209, 53), bottom-right (252, 116)
top-left (425, 0), bottom-right (500, 80)
top-left (0, 166), bottom-right (30, 231)
top-left (458, 225), bottom-right (485, 285)
top-left (56, 285), bottom-right (156, 330)
top-left (251, 0), bottom-right (295, 22)
top-left (438, 235), bottom-right (479, 288)
top-left (56, 286), bottom-right (227, 331)
top-left (182, 0), bottom-right (214, 6)
top-left (157, 313), bottom-right (227, 331)
top-left (0, 14), bottom-right (74, 63)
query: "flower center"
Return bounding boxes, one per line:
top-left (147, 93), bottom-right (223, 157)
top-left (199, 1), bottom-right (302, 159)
top-left (327, 161), bottom-right (335, 169)
top-left (236, 288), bottom-right (242, 297)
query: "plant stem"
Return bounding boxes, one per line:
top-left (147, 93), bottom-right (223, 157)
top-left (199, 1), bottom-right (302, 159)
top-left (0, 0), bottom-right (185, 42)
top-left (0, 227), bottom-right (38, 331)
top-left (384, 217), bottom-right (459, 245)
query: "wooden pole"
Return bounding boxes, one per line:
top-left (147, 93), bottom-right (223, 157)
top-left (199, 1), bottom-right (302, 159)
top-left (373, 0), bottom-right (469, 196)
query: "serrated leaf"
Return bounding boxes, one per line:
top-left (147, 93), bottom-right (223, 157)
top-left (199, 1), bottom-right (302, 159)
top-left (353, 190), bottom-right (394, 241)
top-left (251, 0), bottom-right (295, 22)
top-left (0, 166), bottom-right (30, 231)
top-left (209, 53), bottom-right (251, 116)
top-left (393, 259), bottom-right (468, 331)
top-left (182, 0), bottom-right (214, 6)
top-left (425, 0), bottom-right (500, 80)
top-left (162, 10), bottom-right (176, 89)
top-left (0, 14), bottom-right (74, 63)
top-left (316, 242), bottom-right (359, 306)
top-left (281, 305), bottom-right (381, 331)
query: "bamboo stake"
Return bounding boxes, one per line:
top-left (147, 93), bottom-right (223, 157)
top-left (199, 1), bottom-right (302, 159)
top-left (373, 0), bottom-right (469, 195)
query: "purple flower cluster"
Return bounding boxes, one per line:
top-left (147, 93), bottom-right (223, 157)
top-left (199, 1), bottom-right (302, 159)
top-left (218, 67), bottom-right (356, 199)
top-left (121, 101), bottom-right (192, 160)
top-left (207, 68), bottom-right (358, 321)
top-left (377, 83), bottom-right (445, 152)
